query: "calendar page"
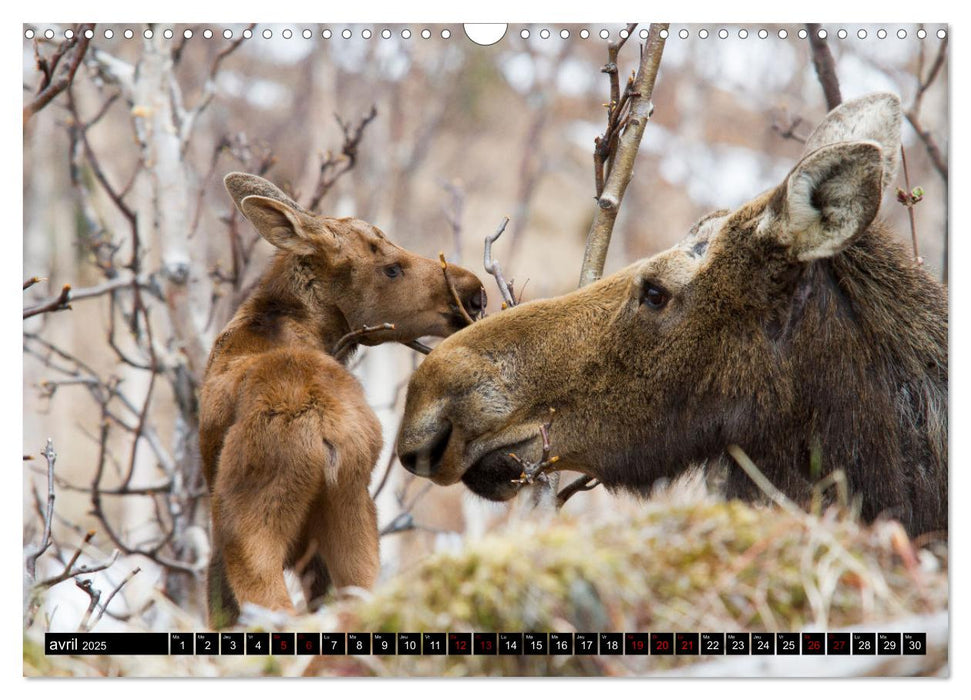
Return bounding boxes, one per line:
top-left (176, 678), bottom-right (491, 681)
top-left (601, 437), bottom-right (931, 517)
top-left (22, 21), bottom-right (948, 678)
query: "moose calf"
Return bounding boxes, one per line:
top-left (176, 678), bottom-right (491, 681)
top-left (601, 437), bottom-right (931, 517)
top-left (201, 173), bottom-right (484, 627)
top-left (397, 93), bottom-right (947, 536)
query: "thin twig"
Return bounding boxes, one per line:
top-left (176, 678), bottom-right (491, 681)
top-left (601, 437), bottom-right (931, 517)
top-left (439, 253), bottom-right (476, 324)
top-left (33, 531), bottom-right (121, 590)
top-left (556, 475), bottom-right (602, 508)
top-left (401, 340), bottom-right (432, 355)
top-left (483, 217), bottom-right (517, 308)
top-left (897, 146), bottom-right (924, 265)
top-left (23, 284), bottom-right (72, 320)
top-left (307, 106), bottom-right (378, 212)
top-left (806, 24), bottom-right (842, 110)
top-left (75, 579), bottom-right (101, 632)
top-left (332, 323), bottom-right (395, 361)
top-left (25, 439), bottom-right (57, 579)
top-left (88, 567), bottom-right (141, 630)
top-left (23, 24), bottom-right (94, 124)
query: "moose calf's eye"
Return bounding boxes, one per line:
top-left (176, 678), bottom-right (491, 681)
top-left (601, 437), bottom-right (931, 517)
top-left (641, 284), bottom-right (669, 309)
top-left (384, 263), bottom-right (402, 279)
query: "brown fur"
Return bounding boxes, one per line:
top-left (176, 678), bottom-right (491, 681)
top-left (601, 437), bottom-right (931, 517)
top-left (201, 173), bottom-right (483, 627)
top-left (397, 94), bottom-right (947, 536)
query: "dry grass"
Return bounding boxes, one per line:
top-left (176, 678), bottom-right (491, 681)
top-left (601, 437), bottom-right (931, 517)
top-left (25, 488), bottom-right (947, 678)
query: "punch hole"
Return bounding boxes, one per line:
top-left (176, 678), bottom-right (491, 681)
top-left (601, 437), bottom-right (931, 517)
top-left (322, 29), bottom-right (332, 39)
top-left (837, 29), bottom-right (847, 39)
top-left (540, 28), bottom-right (551, 39)
top-left (24, 29), bottom-right (34, 39)
top-left (916, 28), bottom-right (927, 39)
top-left (600, 29), bottom-right (610, 39)
top-left (560, 29), bottom-right (570, 39)
top-left (579, 29), bottom-right (589, 39)
top-left (203, 29), bottom-right (213, 39)
top-left (897, 29), bottom-right (907, 39)
top-left (262, 29), bottom-right (272, 39)
top-left (145, 29), bottom-right (155, 39)
top-left (84, 28), bottom-right (94, 39)
top-left (361, 29), bottom-right (371, 39)
top-left (658, 28), bottom-right (668, 39)
top-left (620, 28), bottom-right (629, 39)
top-left (798, 28), bottom-right (807, 39)
top-left (163, 29), bottom-right (174, 39)
top-left (463, 24), bottom-right (503, 45)
top-left (402, 29), bottom-right (412, 39)
top-left (44, 29), bottom-right (54, 39)
top-left (737, 29), bottom-right (747, 39)
top-left (758, 29), bottom-right (768, 39)
top-left (125, 29), bottom-right (134, 39)
top-left (65, 29), bottom-right (74, 39)
top-left (937, 29), bottom-right (946, 39)
top-left (183, 29), bottom-right (192, 39)
top-left (698, 29), bottom-right (709, 39)
top-left (857, 29), bottom-right (867, 39)
top-left (105, 29), bottom-right (115, 39)
top-left (778, 29), bottom-right (788, 39)
top-left (382, 29), bottom-right (391, 39)
top-left (223, 29), bottom-right (232, 39)
top-left (877, 29), bottom-right (887, 39)
top-left (817, 28), bottom-right (828, 39)
top-left (421, 29), bottom-right (431, 39)
top-left (283, 28), bottom-right (293, 39)
top-left (341, 29), bottom-right (352, 39)
top-left (718, 28), bottom-right (729, 39)
top-left (678, 29), bottom-right (688, 39)
top-left (520, 29), bottom-right (530, 39)
top-left (303, 29), bottom-right (312, 39)
top-left (441, 29), bottom-right (451, 39)
top-left (639, 28), bottom-right (648, 39)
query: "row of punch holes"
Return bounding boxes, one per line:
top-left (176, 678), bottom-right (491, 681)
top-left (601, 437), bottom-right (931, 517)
top-left (25, 25), bottom-right (948, 43)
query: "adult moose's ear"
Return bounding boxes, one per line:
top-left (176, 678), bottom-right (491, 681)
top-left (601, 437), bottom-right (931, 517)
top-left (802, 93), bottom-right (902, 193)
top-left (238, 195), bottom-right (318, 255)
top-left (779, 141), bottom-right (884, 262)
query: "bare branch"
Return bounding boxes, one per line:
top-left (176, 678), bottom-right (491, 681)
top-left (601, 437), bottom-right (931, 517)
top-left (307, 106), bottom-right (378, 212)
top-left (579, 23), bottom-right (668, 288)
top-left (332, 323), bottom-right (395, 362)
top-left (23, 284), bottom-right (72, 320)
top-left (439, 253), bottom-right (477, 324)
top-left (556, 475), bottom-right (602, 508)
top-left (23, 24), bottom-right (94, 124)
top-left (897, 146), bottom-right (924, 265)
top-left (483, 217), bottom-right (517, 308)
top-left (806, 24), bottom-right (843, 110)
top-left (87, 567), bottom-right (141, 630)
top-left (25, 439), bottom-right (57, 579)
top-left (401, 340), bottom-right (432, 355)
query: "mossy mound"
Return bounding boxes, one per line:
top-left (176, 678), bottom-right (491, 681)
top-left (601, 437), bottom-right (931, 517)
top-left (24, 497), bottom-right (947, 677)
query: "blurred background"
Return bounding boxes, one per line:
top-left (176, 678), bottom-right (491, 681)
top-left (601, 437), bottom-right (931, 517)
top-left (23, 23), bottom-right (948, 633)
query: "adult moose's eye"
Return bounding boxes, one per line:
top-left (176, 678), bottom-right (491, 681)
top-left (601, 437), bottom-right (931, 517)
top-left (384, 263), bottom-right (403, 279)
top-left (641, 283), bottom-right (670, 310)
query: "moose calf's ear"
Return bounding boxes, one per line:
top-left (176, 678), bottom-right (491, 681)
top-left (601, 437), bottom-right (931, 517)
top-left (224, 172), bottom-right (304, 213)
top-left (239, 195), bottom-right (317, 255)
top-left (782, 141), bottom-right (884, 262)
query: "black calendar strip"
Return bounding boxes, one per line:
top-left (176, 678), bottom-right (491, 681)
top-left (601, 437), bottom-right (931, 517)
top-left (44, 631), bottom-right (928, 656)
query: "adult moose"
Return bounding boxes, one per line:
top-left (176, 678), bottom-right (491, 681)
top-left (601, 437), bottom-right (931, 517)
top-left (397, 94), bottom-right (947, 536)
top-left (201, 173), bottom-right (484, 627)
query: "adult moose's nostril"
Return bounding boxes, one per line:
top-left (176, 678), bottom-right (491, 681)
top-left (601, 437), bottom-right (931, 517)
top-left (399, 420), bottom-right (453, 477)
